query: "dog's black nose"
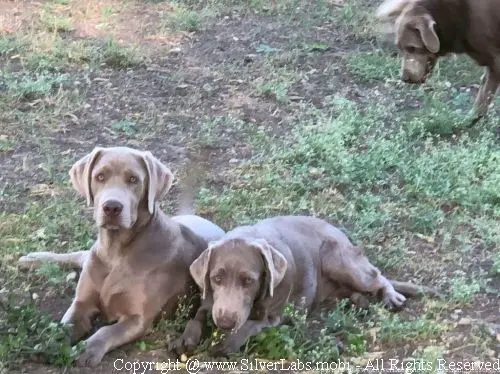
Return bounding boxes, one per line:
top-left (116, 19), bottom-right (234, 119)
top-left (103, 200), bottom-right (123, 217)
top-left (216, 314), bottom-right (237, 331)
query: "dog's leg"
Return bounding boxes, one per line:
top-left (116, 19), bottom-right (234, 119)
top-left (320, 239), bottom-right (406, 308)
top-left (210, 318), bottom-right (277, 356)
top-left (170, 302), bottom-right (210, 355)
top-left (62, 267), bottom-right (101, 342)
top-left (474, 67), bottom-right (499, 120)
top-left (18, 250), bottom-right (88, 269)
top-left (76, 315), bottom-right (150, 367)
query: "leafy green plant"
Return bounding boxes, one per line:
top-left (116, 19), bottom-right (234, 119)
top-left (248, 299), bottom-right (367, 361)
top-left (0, 71), bottom-right (68, 101)
top-left (0, 300), bottom-right (83, 370)
top-left (449, 273), bottom-right (483, 304)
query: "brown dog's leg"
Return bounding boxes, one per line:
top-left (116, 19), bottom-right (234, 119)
top-left (62, 269), bottom-right (100, 342)
top-left (76, 315), bottom-right (150, 367)
top-left (474, 67), bottom-right (499, 119)
top-left (320, 239), bottom-right (406, 308)
top-left (170, 302), bottom-right (210, 355)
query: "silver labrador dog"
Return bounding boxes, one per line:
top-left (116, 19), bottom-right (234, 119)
top-left (18, 146), bottom-right (225, 366)
top-left (172, 215), bottom-right (440, 355)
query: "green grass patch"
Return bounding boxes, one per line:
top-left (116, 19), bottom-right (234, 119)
top-left (0, 195), bottom-right (94, 256)
top-left (346, 50), bottom-right (400, 82)
top-left (163, 2), bottom-right (210, 32)
top-left (0, 71), bottom-right (69, 102)
top-left (0, 300), bottom-right (83, 370)
top-left (448, 272), bottom-right (484, 304)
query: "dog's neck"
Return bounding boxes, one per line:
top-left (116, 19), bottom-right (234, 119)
top-left (97, 204), bottom-right (155, 261)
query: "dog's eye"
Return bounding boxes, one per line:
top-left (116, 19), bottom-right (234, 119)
top-left (241, 276), bottom-right (254, 287)
top-left (213, 275), bottom-right (223, 284)
top-left (96, 174), bottom-right (105, 182)
top-left (129, 176), bottom-right (138, 184)
top-left (407, 46), bottom-right (417, 54)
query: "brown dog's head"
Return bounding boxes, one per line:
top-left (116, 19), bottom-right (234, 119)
top-left (69, 146), bottom-right (173, 230)
top-left (377, 0), bottom-right (440, 83)
top-left (189, 238), bottom-right (287, 332)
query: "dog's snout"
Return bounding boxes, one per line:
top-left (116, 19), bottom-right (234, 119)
top-left (401, 70), bottom-right (411, 82)
top-left (103, 200), bottom-right (123, 217)
top-left (216, 312), bottom-right (237, 331)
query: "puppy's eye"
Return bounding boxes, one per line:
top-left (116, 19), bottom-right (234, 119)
top-left (96, 174), bottom-right (105, 182)
top-left (129, 176), bottom-right (138, 184)
top-left (213, 275), bottom-right (223, 285)
top-left (241, 276), bottom-right (254, 287)
top-left (407, 46), bottom-right (416, 54)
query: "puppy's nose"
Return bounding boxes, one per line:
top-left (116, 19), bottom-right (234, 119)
top-left (401, 71), bottom-right (411, 82)
top-left (216, 313), bottom-right (237, 331)
top-left (103, 200), bottom-right (123, 217)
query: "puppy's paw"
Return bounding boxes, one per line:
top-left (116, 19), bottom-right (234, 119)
top-left (168, 320), bottom-right (203, 356)
top-left (383, 290), bottom-right (406, 309)
top-left (75, 341), bottom-right (105, 367)
top-left (209, 343), bottom-right (232, 358)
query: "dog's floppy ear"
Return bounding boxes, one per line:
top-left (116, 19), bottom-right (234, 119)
top-left (190, 243), bottom-right (216, 299)
top-left (252, 239), bottom-right (287, 298)
top-left (376, 0), bottom-right (411, 19)
top-left (141, 151), bottom-right (174, 214)
top-left (69, 147), bottom-right (104, 206)
top-left (415, 15), bottom-right (439, 53)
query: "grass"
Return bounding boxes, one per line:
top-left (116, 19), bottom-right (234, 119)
top-left (0, 0), bottom-right (498, 369)
top-left (0, 300), bottom-right (83, 370)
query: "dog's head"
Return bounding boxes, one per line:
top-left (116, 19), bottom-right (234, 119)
top-left (377, 0), bottom-right (440, 83)
top-left (69, 147), bottom-right (173, 230)
top-left (189, 238), bottom-right (287, 332)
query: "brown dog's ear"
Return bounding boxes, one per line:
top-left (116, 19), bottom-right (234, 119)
top-left (141, 151), bottom-right (174, 214)
top-left (415, 15), bottom-right (439, 53)
top-left (69, 147), bottom-right (103, 206)
top-left (190, 244), bottom-right (215, 299)
top-left (376, 0), bottom-right (411, 19)
top-left (252, 239), bottom-right (287, 298)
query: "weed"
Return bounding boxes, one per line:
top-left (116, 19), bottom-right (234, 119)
top-left (247, 299), bottom-right (366, 361)
top-left (0, 137), bottom-right (15, 153)
top-left (492, 253), bottom-right (500, 275)
top-left (346, 50), bottom-right (400, 82)
top-left (0, 71), bottom-right (69, 102)
top-left (99, 39), bottom-right (144, 68)
top-left (449, 272), bottom-right (483, 304)
top-left (164, 3), bottom-right (206, 32)
top-left (155, 291), bottom-right (198, 334)
top-left (0, 300), bottom-right (83, 370)
top-left (110, 120), bottom-right (139, 136)
top-left (34, 262), bottom-right (69, 286)
top-left (378, 312), bottom-right (445, 346)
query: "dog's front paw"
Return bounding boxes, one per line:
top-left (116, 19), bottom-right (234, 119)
top-left (76, 341), bottom-right (106, 367)
top-left (169, 320), bottom-right (203, 356)
top-left (383, 290), bottom-right (406, 309)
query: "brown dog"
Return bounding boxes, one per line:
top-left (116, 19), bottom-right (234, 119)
top-left (18, 146), bottom-right (225, 366)
top-left (172, 216), bottom-right (440, 356)
top-left (376, 0), bottom-right (500, 118)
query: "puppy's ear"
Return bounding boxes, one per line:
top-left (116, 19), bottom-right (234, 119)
top-left (189, 244), bottom-right (215, 299)
top-left (416, 15), bottom-right (439, 53)
top-left (141, 151), bottom-right (174, 214)
top-left (252, 239), bottom-right (287, 298)
top-left (69, 147), bottom-right (103, 206)
top-left (376, 0), bottom-right (410, 19)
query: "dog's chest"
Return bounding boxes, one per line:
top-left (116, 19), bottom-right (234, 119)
top-left (94, 253), bottom-right (144, 320)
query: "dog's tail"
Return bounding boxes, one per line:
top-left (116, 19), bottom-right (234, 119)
top-left (18, 250), bottom-right (88, 270)
top-left (390, 280), bottom-right (443, 299)
top-left (175, 153), bottom-right (206, 216)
